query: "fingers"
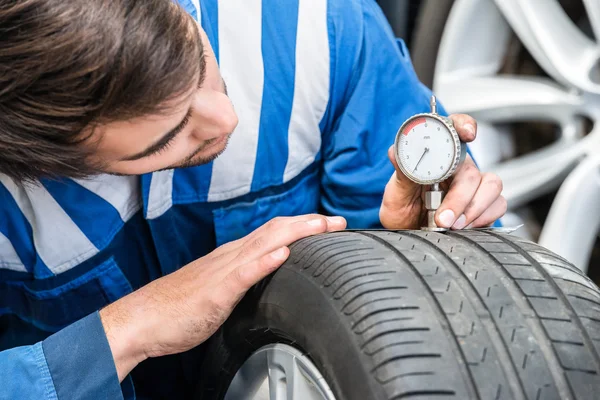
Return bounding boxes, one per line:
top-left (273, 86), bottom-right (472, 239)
top-left (227, 246), bottom-right (291, 293)
top-left (457, 172), bottom-right (504, 229)
top-left (380, 146), bottom-right (423, 230)
top-left (467, 196), bottom-right (507, 229)
top-left (220, 214), bottom-right (347, 299)
top-left (210, 214), bottom-right (346, 262)
top-left (449, 114), bottom-right (477, 143)
top-left (237, 215), bottom-right (346, 262)
top-left (435, 156), bottom-right (481, 228)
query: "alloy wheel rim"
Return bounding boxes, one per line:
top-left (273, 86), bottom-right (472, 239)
top-left (432, 0), bottom-right (600, 209)
top-left (224, 343), bottom-right (337, 400)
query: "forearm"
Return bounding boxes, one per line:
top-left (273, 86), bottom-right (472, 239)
top-left (0, 312), bottom-right (126, 400)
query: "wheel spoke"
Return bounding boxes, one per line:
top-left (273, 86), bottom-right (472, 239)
top-left (267, 351), bottom-right (288, 400)
top-left (494, 0), bottom-right (600, 93)
top-left (436, 75), bottom-right (599, 208)
top-left (583, 0), bottom-right (600, 45)
top-left (437, 76), bottom-right (584, 126)
top-left (288, 358), bottom-right (327, 400)
top-left (434, 0), bottom-right (512, 83)
top-left (493, 119), bottom-right (600, 209)
top-left (539, 153), bottom-right (600, 272)
top-left (224, 350), bottom-right (269, 400)
top-left (264, 345), bottom-right (335, 400)
top-left (490, 137), bottom-right (582, 209)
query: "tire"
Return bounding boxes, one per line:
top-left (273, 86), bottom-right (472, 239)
top-left (196, 230), bottom-right (600, 400)
top-left (376, 0), bottom-right (411, 40)
top-left (410, 0), bottom-right (454, 89)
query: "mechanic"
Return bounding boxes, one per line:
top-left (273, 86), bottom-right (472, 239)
top-left (0, 0), bottom-right (506, 398)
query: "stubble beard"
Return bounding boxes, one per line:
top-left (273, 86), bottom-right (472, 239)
top-left (168, 134), bottom-right (231, 170)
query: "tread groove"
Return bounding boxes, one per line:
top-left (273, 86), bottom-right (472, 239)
top-left (552, 340), bottom-right (584, 346)
top-left (489, 231), bottom-right (600, 394)
top-left (333, 276), bottom-right (392, 299)
top-left (347, 296), bottom-right (405, 316)
top-left (359, 231), bottom-right (479, 400)
top-left (405, 231), bottom-right (528, 400)
top-left (354, 316), bottom-right (414, 335)
top-left (391, 390), bottom-right (455, 399)
top-left (351, 306), bottom-right (419, 330)
top-left (326, 263), bottom-right (389, 287)
top-left (515, 278), bottom-right (546, 282)
top-left (451, 231), bottom-right (572, 400)
top-left (365, 340), bottom-right (425, 356)
top-left (305, 240), bottom-right (369, 271)
top-left (342, 285), bottom-right (407, 312)
top-left (383, 371), bottom-right (434, 384)
top-left (371, 353), bottom-right (441, 373)
top-left (580, 315), bottom-right (600, 323)
top-left (527, 295), bottom-right (558, 300)
top-left (322, 256), bottom-right (385, 282)
top-left (539, 317), bottom-right (572, 322)
top-left (294, 236), bottom-right (345, 264)
top-left (360, 328), bottom-right (430, 349)
top-left (555, 277), bottom-right (597, 291)
top-left (568, 294), bottom-right (600, 308)
top-left (563, 367), bottom-right (597, 375)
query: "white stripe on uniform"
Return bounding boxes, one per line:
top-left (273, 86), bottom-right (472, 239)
top-left (146, 170), bottom-right (175, 220)
top-left (283, 0), bottom-right (331, 182)
top-left (191, 0), bottom-right (201, 22)
top-left (208, 0), bottom-right (264, 202)
top-left (0, 177), bottom-right (98, 275)
top-left (75, 175), bottom-right (141, 222)
top-left (0, 232), bottom-right (27, 273)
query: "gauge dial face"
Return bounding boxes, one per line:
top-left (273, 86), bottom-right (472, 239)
top-left (397, 115), bottom-right (457, 184)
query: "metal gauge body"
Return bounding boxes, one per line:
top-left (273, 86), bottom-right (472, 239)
top-left (394, 101), bottom-right (466, 186)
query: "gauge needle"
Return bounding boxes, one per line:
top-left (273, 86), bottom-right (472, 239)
top-left (413, 147), bottom-right (429, 173)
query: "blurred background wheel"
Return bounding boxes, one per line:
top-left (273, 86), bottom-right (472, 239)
top-left (409, 0), bottom-right (600, 275)
top-left (197, 230), bottom-right (600, 400)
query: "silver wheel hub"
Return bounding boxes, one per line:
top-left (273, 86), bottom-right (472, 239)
top-left (225, 344), bottom-right (337, 400)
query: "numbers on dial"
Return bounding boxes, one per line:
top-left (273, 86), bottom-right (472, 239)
top-left (397, 115), bottom-right (458, 183)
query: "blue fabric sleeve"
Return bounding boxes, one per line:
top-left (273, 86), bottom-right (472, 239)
top-left (320, 0), bottom-right (502, 228)
top-left (0, 342), bottom-right (58, 399)
top-left (0, 312), bottom-right (122, 400)
top-left (42, 311), bottom-right (124, 400)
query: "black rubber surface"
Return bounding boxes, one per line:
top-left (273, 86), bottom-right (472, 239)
top-left (196, 230), bottom-right (600, 400)
top-left (410, 0), bottom-right (454, 89)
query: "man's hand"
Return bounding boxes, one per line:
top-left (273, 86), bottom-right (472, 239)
top-left (99, 214), bottom-right (346, 381)
top-left (379, 114), bottom-right (507, 230)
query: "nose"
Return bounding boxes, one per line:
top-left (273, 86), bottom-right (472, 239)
top-left (191, 91), bottom-right (238, 140)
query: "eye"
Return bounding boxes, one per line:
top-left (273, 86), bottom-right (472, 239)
top-left (149, 114), bottom-right (191, 157)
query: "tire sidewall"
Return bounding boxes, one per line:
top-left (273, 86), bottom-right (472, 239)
top-left (195, 266), bottom-right (386, 400)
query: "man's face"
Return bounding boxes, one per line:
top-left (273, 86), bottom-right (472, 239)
top-left (90, 27), bottom-right (238, 175)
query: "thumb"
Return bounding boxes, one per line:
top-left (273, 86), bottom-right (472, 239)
top-left (381, 145), bottom-right (424, 229)
top-left (387, 145), bottom-right (421, 192)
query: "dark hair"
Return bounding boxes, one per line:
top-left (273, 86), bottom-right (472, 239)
top-left (0, 0), bottom-right (204, 181)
